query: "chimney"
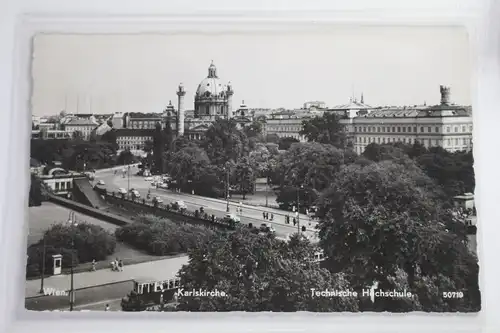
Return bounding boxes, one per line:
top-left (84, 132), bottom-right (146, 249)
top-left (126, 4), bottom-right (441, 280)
top-left (440, 85), bottom-right (450, 105)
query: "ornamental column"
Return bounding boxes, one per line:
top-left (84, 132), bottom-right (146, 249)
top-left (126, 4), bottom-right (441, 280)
top-left (177, 83), bottom-right (186, 136)
top-left (226, 82), bottom-right (234, 119)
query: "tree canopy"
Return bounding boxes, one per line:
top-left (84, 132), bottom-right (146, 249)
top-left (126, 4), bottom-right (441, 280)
top-left (316, 160), bottom-right (479, 311)
top-left (202, 119), bottom-right (249, 165)
top-left (300, 113), bottom-right (347, 148)
top-left (177, 228), bottom-right (359, 312)
top-left (272, 142), bottom-right (345, 210)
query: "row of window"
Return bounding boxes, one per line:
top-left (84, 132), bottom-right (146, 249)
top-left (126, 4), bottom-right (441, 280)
top-left (120, 144), bottom-right (146, 150)
top-left (268, 126), bottom-right (302, 132)
top-left (354, 124), bottom-right (472, 134)
top-left (54, 181), bottom-right (72, 191)
top-left (117, 136), bottom-right (152, 142)
top-left (356, 136), bottom-right (472, 146)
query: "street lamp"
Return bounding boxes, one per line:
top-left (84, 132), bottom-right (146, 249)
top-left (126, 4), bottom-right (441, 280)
top-left (226, 169), bottom-right (230, 213)
top-left (127, 165), bottom-right (131, 195)
top-left (297, 184), bottom-right (303, 233)
top-left (69, 219), bottom-right (78, 312)
top-left (265, 167), bottom-right (270, 208)
top-left (38, 236), bottom-right (47, 294)
top-left (224, 164), bottom-right (230, 213)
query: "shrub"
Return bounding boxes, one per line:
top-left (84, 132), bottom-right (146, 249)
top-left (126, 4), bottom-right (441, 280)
top-left (26, 222), bottom-right (116, 277)
top-left (115, 214), bottom-right (215, 256)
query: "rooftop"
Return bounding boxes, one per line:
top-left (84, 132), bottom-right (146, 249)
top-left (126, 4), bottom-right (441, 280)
top-left (65, 118), bottom-right (98, 126)
top-left (127, 112), bottom-right (163, 119)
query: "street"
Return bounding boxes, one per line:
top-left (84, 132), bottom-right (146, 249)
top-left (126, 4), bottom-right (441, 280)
top-left (96, 166), bottom-right (319, 242)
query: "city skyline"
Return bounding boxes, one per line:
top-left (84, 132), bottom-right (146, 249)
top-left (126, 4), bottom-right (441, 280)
top-left (31, 26), bottom-right (471, 116)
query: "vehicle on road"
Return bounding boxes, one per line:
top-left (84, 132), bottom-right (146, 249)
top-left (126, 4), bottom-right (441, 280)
top-left (158, 183), bottom-right (169, 189)
top-left (224, 213), bottom-right (241, 223)
top-left (171, 200), bottom-right (187, 211)
top-left (118, 188), bottom-right (127, 195)
top-left (130, 189), bottom-right (141, 198)
top-left (97, 180), bottom-right (105, 185)
top-left (259, 223), bottom-right (275, 234)
top-left (144, 176), bottom-right (153, 181)
top-left (152, 196), bottom-right (163, 204)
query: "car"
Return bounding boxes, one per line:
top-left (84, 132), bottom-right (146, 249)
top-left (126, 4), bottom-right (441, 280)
top-left (118, 188), bottom-right (127, 194)
top-left (225, 213), bottom-right (241, 223)
top-left (97, 180), bottom-right (105, 185)
top-left (171, 200), bottom-right (187, 210)
top-left (259, 223), bottom-right (275, 233)
top-left (152, 196), bottom-right (163, 204)
top-left (144, 176), bottom-right (153, 181)
top-left (131, 190), bottom-right (140, 198)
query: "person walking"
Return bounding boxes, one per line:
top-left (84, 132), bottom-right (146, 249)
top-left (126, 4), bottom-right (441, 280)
top-left (293, 217), bottom-right (297, 226)
top-left (262, 211), bottom-right (266, 220)
top-left (118, 259), bottom-right (124, 272)
top-left (270, 213), bottom-right (274, 221)
top-left (105, 304), bottom-right (110, 311)
top-left (91, 259), bottom-right (96, 271)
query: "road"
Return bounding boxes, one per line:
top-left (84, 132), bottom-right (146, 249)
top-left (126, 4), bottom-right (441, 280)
top-left (95, 166), bottom-right (319, 242)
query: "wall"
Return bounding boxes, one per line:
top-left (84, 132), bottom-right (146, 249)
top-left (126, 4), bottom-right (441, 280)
top-left (102, 191), bottom-right (233, 230)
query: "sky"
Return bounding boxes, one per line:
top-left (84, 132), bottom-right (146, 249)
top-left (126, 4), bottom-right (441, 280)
top-left (31, 26), bottom-right (471, 116)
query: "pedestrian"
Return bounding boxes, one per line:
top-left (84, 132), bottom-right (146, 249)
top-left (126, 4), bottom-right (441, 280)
top-left (105, 304), bottom-right (110, 311)
top-left (293, 217), bottom-right (297, 226)
top-left (265, 212), bottom-right (269, 220)
top-left (91, 259), bottom-right (96, 271)
top-left (262, 211), bottom-right (266, 219)
top-left (118, 259), bottom-right (124, 272)
top-left (270, 213), bottom-right (274, 221)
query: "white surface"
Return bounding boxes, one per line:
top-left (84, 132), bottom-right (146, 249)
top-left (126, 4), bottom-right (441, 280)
top-left (0, 1), bottom-right (496, 333)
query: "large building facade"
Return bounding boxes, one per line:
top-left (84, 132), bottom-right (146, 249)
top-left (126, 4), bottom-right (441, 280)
top-left (343, 86), bottom-right (473, 154)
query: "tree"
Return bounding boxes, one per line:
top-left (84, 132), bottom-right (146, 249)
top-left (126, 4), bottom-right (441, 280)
top-left (101, 129), bottom-right (118, 150)
top-left (243, 120), bottom-right (263, 138)
top-left (152, 122), bottom-right (165, 173)
top-left (202, 118), bottom-right (249, 165)
top-left (117, 149), bottom-right (136, 165)
top-left (278, 137), bottom-right (300, 150)
top-left (234, 157), bottom-right (255, 199)
top-left (362, 143), bottom-right (408, 162)
top-left (26, 222), bottom-right (116, 277)
top-left (248, 144), bottom-right (271, 177)
top-left (143, 140), bottom-right (154, 153)
top-left (176, 228), bottom-right (359, 312)
top-left (165, 146), bottom-right (218, 196)
top-left (115, 215), bottom-right (214, 256)
top-left (316, 160), bottom-right (479, 312)
top-left (272, 142), bottom-right (344, 210)
top-left (265, 134), bottom-right (280, 144)
top-left (300, 113), bottom-right (347, 148)
top-left (163, 120), bottom-right (174, 151)
top-left (72, 130), bottom-right (84, 141)
top-left (29, 173), bottom-right (45, 207)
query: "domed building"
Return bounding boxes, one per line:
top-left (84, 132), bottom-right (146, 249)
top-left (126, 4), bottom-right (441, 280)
top-left (194, 61), bottom-right (233, 119)
top-left (175, 62), bottom-right (235, 140)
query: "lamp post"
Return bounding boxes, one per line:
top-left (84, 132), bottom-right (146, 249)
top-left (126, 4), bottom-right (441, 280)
top-left (225, 166), bottom-right (230, 213)
top-left (297, 185), bottom-right (303, 233)
top-left (127, 165), bottom-right (131, 194)
top-left (69, 218), bottom-right (78, 312)
top-left (38, 236), bottom-right (47, 294)
top-left (265, 167), bottom-right (269, 208)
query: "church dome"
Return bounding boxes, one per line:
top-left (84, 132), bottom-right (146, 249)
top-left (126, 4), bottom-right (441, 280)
top-left (195, 61), bottom-right (227, 99)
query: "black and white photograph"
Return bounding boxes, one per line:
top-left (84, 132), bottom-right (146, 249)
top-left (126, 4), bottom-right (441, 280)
top-left (25, 26), bottom-right (479, 313)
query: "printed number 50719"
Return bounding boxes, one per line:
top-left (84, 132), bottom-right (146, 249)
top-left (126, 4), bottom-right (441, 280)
top-left (442, 291), bottom-right (464, 299)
